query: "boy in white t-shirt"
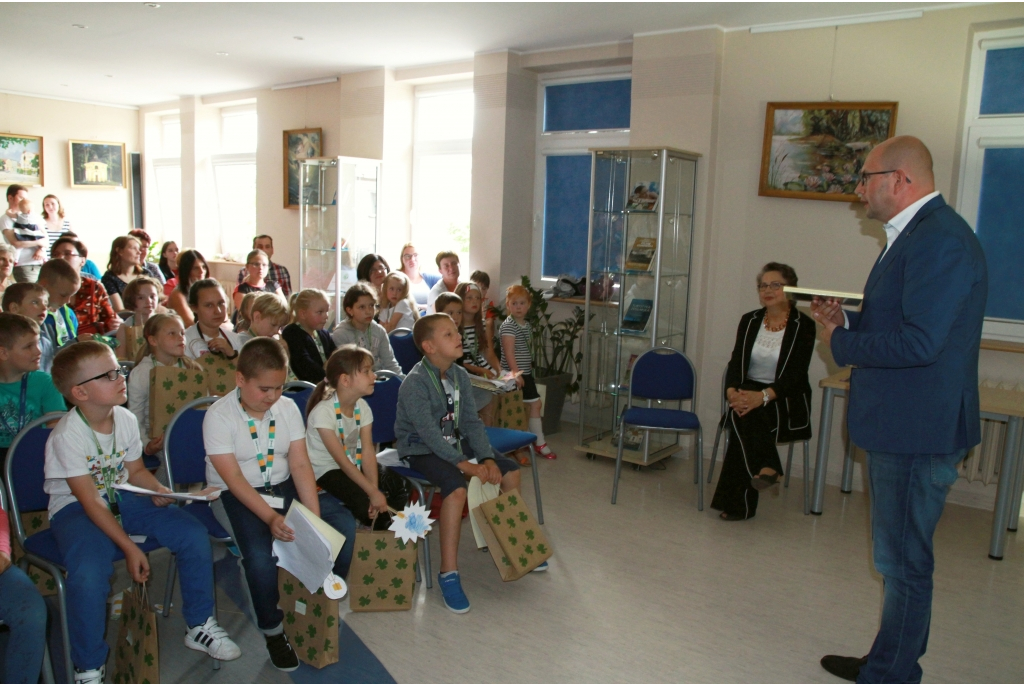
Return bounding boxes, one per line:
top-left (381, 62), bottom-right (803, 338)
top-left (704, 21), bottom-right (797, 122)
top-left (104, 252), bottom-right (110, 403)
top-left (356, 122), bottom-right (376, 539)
top-left (45, 342), bottom-right (240, 684)
top-left (203, 338), bottom-right (356, 673)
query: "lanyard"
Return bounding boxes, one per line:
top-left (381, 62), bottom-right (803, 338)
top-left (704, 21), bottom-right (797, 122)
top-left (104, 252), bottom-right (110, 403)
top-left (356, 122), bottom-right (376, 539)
top-left (151, 355), bottom-right (184, 369)
top-left (52, 309), bottom-right (72, 347)
top-left (0, 374), bottom-right (30, 437)
top-left (197, 326), bottom-right (234, 356)
top-left (75, 407), bottom-right (123, 525)
top-left (312, 331), bottom-right (327, 363)
top-left (334, 399), bottom-right (362, 470)
top-left (239, 390), bottom-right (275, 491)
top-left (425, 365), bottom-right (460, 452)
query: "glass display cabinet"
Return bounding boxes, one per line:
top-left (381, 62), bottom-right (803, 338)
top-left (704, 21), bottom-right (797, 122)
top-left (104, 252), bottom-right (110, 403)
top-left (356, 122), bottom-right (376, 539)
top-left (298, 156), bottom-right (381, 325)
top-left (575, 147), bottom-right (699, 466)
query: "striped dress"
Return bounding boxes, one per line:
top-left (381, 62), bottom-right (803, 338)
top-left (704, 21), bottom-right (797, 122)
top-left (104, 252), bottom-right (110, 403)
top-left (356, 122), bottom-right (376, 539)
top-left (499, 316), bottom-right (532, 375)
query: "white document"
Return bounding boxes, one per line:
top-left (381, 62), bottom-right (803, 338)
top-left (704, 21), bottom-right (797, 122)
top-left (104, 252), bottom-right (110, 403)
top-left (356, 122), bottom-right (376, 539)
top-left (375, 448), bottom-right (402, 467)
top-left (273, 501), bottom-right (346, 593)
top-left (115, 483), bottom-right (222, 502)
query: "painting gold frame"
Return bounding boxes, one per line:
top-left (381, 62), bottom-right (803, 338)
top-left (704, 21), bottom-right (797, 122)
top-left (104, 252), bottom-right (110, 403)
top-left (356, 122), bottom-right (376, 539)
top-left (283, 128), bottom-right (322, 208)
top-left (68, 139), bottom-right (126, 188)
top-left (758, 101), bottom-right (898, 202)
top-left (0, 133), bottom-right (44, 186)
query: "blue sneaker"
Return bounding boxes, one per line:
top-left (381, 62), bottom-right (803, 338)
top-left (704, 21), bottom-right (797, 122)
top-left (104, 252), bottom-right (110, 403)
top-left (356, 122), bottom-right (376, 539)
top-left (531, 560), bottom-right (549, 573)
top-left (438, 572), bottom-right (470, 614)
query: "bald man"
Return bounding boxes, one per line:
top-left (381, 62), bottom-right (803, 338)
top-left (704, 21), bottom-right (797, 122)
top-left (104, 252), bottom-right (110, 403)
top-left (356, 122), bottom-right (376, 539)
top-left (812, 136), bottom-right (987, 683)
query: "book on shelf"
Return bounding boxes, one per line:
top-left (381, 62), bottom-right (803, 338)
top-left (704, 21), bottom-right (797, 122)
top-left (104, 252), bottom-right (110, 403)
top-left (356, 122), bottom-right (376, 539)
top-left (782, 286), bottom-right (863, 307)
top-left (626, 181), bottom-right (659, 211)
top-left (621, 298), bottom-right (653, 333)
top-left (611, 427), bottom-right (644, 451)
top-left (624, 237), bottom-right (657, 271)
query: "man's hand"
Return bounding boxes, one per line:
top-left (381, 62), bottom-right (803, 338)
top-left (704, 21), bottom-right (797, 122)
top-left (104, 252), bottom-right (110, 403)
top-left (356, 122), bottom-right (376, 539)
top-left (150, 485), bottom-right (176, 508)
top-left (32, 246), bottom-right (44, 262)
top-left (125, 544), bottom-right (151, 583)
top-left (0, 551), bottom-right (11, 576)
top-left (268, 513), bottom-right (295, 542)
top-left (811, 297), bottom-right (844, 326)
top-left (368, 489), bottom-right (388, 518)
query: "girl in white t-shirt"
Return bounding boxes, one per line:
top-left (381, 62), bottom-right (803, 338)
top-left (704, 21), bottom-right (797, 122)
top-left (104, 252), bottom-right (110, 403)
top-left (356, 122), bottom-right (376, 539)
top-left (305, 345), bottom-right (408, 528)
top-left (183, 279), bottom-right (242, 360)
top-left (115, 276), bottom-right (167, 359)
top-left (378, 271), bottom-right (419, 333)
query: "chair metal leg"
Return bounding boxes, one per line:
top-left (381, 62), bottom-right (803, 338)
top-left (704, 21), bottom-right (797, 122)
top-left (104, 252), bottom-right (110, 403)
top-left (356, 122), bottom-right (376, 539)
top-left (51, 569), bottom-right (73, 684)
top-left (708, 421), bottom-right (725, 483)
top-left (841, 433), bottom-right (856, 493)
top-left (41, 641), bottom-right (54, 684)
top-left (528, 445), bottom-right (544, 524)
top-left (784, 443), bottom-right (794, 488)
top-left (422, 485), bottom-right (435, 589)
top-left (695, 428), bottom-right (704, 511)
top-left (803, 440), bottom-right (811, 515)
top-left (692, 429), bottom-right (699, 485)
top-left (162, 554), bottom-right (177, 618)
top-left (612, 424), bottom-right (627, 504)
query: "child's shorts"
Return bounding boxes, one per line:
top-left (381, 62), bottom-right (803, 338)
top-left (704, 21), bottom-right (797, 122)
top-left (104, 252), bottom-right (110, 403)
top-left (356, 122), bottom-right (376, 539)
top-left (521, 373), bottom-right (540, 402)
top-left (405, 450), bottom-right (519, 499)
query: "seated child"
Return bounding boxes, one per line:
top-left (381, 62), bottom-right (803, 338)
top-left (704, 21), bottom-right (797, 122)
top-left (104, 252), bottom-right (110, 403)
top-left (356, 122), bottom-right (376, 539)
top-left (2, 283), bottom-right (54, 373)
top-left (395, 314), bottom-right (531, 614)
top-left (501, 285), bottom-right (556, 459)
top-left (2, 198), bottom-right (46, 283)
top-left (115, 275), bottom-right (166, 358)
top-left (183, 279), bottom-right (242, 360)
top-left (470, 269), bottom-right (497, 354)
top-left (128, 313), bottom-right (202, 469)
top-left (305, 345), bottom-right (409, 528)
top-left (435, 292), bottom-right (494, 422)
top-left (331, 282), bottom-right (402, 375)
top-left (455, 282), bottom-right (500, 425)
top-left (0, 504), bottom-right (48, 684)
top-left (37, 258), bottom-right (82, 351)
top-left (203, 338), bottom-right (356, 671)
top-left (378, 271), bottom-right (419, 333)
top-left (234, 292), bottom-right (259, 336)
top-left (46, 342), bottom-right (240, 683)
top-left (281, 288), bottom-right (336, 383)
top-left (238, 292), bottom-right (290, 346)
top-left (0, 314), bottom-right (66, 466)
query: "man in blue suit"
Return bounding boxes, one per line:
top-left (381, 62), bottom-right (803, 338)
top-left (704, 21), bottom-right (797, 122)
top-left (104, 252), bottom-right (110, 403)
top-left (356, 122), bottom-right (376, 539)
top-left (812, 136), bottom-right (987, 684)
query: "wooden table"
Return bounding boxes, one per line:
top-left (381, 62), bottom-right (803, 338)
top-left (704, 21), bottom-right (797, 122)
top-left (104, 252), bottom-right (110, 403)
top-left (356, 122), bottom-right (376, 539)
top-left (810, 367), bottom-right (1024, 560)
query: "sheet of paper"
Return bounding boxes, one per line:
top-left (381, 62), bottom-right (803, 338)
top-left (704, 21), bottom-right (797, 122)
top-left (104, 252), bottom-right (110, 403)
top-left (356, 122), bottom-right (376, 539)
top-left (115, 483), bottom-right (222, 502)
top-left (375, 448), bottom-right (402, 467)
top-left (274, 506), bottom-right (334, 593)
top-left (291, 501), bottom-right (346, 562)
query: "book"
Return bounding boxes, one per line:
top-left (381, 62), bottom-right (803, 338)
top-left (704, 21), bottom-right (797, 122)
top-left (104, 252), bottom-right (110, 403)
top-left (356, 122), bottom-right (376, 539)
top-left (611, 427), bottom-right (644, 451)
top-left (621, 298), bottom-right (653, 333)
top-left (469, 371), bottom-right (521, 394)
top-left (782, 286), bottom-right (863, 307)
top-left (626, 181), bottom-right (659, 211)
top-left (624, 237), bottom-right (657, 271)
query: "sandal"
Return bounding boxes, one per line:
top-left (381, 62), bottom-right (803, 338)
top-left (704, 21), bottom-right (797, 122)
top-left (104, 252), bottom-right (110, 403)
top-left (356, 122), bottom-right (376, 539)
top-left (719, 512), bottom-right (746, 521)
top-left (751, 472), bottom-right (780, 491)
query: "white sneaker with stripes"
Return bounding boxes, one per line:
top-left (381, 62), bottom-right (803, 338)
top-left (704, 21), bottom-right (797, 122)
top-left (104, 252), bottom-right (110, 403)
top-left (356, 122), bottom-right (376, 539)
top-left (184, 617), bottom-right (242, 660)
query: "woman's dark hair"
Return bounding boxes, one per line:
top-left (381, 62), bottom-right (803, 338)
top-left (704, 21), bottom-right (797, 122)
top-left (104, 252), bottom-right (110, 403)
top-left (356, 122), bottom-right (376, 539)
top-left (757, 262), bottom-right (798, 293)
top-left (187, 278), bottom-right (223, 308)
top-left (159, 241), bottom-right (178, 280)
top-left (343, 281), bottom-right (377, 313)
top-left (356, 253), bottom-right (390, 282)
top-left (51, 236), bottom-right (88, 260)
top-left (176, 249), bottom-right (209, 296)
top-left (306, 344), bottom-right (374, 415)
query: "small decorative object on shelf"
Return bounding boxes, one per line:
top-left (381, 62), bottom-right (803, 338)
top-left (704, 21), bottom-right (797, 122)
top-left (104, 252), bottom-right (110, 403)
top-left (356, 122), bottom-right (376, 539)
top-left (575, 147), bottom-right (699, 466)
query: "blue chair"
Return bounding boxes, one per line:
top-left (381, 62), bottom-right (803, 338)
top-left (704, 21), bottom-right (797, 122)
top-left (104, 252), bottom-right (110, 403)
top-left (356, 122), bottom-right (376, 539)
top-left (389, 328), bottom-right (422, 375)
top-left (4, 413), bottom-right (166, 684)
top-left (283, 380), bottom-right (315, 423)
top-left (612, 347), bottom-right (704, 510)
top-left (484, 427), bottom-right (544, 525)
top-left (365, 371), bottom-right (403, 445)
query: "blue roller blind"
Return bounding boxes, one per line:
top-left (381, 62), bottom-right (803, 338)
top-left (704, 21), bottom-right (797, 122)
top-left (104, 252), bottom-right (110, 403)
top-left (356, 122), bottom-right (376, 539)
top-left (542, 155), bottom-right (591, 278)
top-left (543, 80), bottom-right (631, 133)
top-left (976, 147), bottom-right (1024, 320)
top-left (980, 47), bottom-right (1024, 115)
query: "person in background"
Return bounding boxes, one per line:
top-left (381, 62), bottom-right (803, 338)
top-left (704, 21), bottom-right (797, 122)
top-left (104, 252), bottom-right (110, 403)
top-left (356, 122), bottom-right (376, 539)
top-left (426, 251), bottom-right (461, 314)
top-left (236, 235), bottom-right (291, 298)
top-left (379, 271), bottom-right (419, 333)
top-left (331, 282), bottom-right (402, 375)
top-left (102, 236), bottom-right (145, 312)
top-left (159, 240), bottom-right (179, 284)
top-left (42, 194), bottom-right (73, 256)
top-left (3, 198), bottom-right (47, 283)
top-left (282, 288), bottom-right (336, 384)
top-left (166, 249), bottom-right (209, 327)
top-left (469, 270), bottom-right (497, 355)
top-left (436, 291), bottom-right (495, 428)
top-left (397, 243), bottom-right (439, 311)
top-left (115, 276), bottom-right (166, 358)
top-left (233, 248), bottom-right (282, 312)
top-left (1, 185), bottom-right (29, 255)
top-left (55, 231), bottom-right (102, 280)
top-left (128, 229), bottom-right (166, 284)
top-left (356, 253), bottom-right (390, 303)
top-left (38, 259), bottom-right (83, 358)
top-left (50, 236), bottom-right (120, 337)
top-left (0, 243), bottom-right (16, 298)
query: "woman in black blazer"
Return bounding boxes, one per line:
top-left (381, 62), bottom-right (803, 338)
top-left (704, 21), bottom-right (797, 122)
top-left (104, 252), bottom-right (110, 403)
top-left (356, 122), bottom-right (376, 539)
top-left (711, 262), bottom-right (816, 521)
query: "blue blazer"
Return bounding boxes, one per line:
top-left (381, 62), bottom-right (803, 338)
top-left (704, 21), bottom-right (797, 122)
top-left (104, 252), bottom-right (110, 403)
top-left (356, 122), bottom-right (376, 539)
top-left (831, 195), bottom-right (987, 454)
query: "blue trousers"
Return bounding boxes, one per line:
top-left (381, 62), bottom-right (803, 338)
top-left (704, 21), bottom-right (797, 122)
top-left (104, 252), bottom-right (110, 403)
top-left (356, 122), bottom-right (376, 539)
top-left (859, 449), bottom-right (966, 684)
top-left (0, 565), bottom-right (48, 683)
top-left (220, 478), bottom-right (356, 632)
top-left (51, 494), bottom-right (215, 671)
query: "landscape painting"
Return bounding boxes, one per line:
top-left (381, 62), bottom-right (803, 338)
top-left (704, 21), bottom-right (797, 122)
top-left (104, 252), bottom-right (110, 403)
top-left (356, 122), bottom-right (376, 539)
top-left (0, 134), bottom-right (43, 186)
top-left (69, 140), bottom-right (125, 188)
top-left (758, 102), bottom-right (898, 202)
top-left (284, 128), bottom-right (322, 208)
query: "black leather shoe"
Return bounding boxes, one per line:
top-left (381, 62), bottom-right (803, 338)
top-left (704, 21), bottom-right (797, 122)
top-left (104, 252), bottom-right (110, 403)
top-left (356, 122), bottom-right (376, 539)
top-left (820, 655), bottom-right (868, 682)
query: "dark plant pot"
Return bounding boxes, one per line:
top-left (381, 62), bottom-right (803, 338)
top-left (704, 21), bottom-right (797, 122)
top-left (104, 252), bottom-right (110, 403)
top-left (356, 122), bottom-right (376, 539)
top-left (536, 371), bottom-right (572, 435)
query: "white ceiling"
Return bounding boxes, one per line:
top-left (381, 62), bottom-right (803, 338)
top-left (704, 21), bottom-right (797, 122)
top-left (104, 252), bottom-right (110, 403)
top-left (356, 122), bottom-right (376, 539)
top-left (2, 2), bottom-right (957, 107)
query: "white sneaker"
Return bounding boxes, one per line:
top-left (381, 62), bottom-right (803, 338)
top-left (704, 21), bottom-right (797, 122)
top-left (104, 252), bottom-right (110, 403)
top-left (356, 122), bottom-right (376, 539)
top-left (74, 665), bottom-right (104, 684)
top-left (184, 617), bottom-right (242, 660)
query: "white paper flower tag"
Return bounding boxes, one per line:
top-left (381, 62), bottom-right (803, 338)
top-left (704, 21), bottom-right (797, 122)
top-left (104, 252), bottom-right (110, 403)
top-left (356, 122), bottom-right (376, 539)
top-left (388, 502), bottom-right (435, 544)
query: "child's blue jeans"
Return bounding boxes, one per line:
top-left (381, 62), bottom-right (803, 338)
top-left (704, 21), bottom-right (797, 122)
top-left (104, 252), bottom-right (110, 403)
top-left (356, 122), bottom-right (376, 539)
top-left (219, 477), bottom-right (356, 632)
top-left (51, 494), bottom-right (215, 671)
top-left (0, 564), bottom-right (48, 683)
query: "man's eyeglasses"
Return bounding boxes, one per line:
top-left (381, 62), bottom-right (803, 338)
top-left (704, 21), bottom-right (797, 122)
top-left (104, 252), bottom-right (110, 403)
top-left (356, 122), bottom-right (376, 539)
top-left (757, 282), bottom-right (784, 292)
top-left (76, 368), bottom-right (128, 387)
top-left (858, 169), bottom-right (897, 185)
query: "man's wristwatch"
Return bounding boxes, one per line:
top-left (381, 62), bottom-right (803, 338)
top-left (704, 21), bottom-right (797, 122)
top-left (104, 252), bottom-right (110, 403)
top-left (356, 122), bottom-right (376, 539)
top-left (762, 389), bottom-right (770, 406)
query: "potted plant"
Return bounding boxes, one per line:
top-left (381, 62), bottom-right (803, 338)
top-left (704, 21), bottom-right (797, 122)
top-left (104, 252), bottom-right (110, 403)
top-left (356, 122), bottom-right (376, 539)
top-left (489, 276), bottom-right (584, 434)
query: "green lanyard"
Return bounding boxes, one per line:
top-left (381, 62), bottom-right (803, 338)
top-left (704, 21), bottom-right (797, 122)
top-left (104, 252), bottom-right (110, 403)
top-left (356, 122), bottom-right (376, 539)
top-left (75, 407), bottom-right (123, 525)
top-left (52, 309), bottom-right (72, 347)
top-left (239, 390), bottom-right (275, 492)
top-left (312, 331), bottom-right (327, 363)
top-left (334, 399), bottom-right (362, 470)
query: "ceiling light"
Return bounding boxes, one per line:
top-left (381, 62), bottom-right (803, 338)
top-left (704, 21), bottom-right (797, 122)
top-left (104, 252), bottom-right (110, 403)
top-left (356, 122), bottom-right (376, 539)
top-left (144, 2), bottom-right (161, 7)
top-left (294, 36), bottom-right (304, 41)
top-left (72, 24), bottom-right (86, 29)
top-left (105, 74), bottom-right (114, 78)
top-left (60, 83), bottom-right (69, 87)
top-left (215, 51), bottom-right (229, 56)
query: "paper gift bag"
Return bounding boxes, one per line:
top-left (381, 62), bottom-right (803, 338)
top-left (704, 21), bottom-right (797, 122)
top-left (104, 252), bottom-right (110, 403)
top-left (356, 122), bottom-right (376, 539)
top-left (148, 366), bottom-right (207, 438)
top-left (278, 569), bottom-right (340, 668)
top-left (124, 324), bottom-right (146, 361)
top-left (467, 477), bottom-right (500, 550)
top-left (494, 390), bottom-right (527, 430)
top-left (472, 488), bottom-right (552, 581)
top-left (112, 584), bottom-right (159, 684)
top-left (197, 352), bottom-right (237, 396)
top-left (348, 530), bottom-right (417, 612)
top-left (10, 511), bottom-right (57, 597)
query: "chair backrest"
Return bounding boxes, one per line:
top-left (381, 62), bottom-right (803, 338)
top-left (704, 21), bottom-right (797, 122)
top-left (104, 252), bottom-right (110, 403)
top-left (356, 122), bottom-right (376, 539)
top-left (283, 380), bottom-right (316, 422)
top-left (629, 347), bottom-right (697, 405)
top-left (4, 412), bottom-right (66, 545)
top-left (364, 371), bottom-right (403, 444)
top-left (119, 359), bottom-right (136, 374)
top-left (389, 328), bottom-right (422, 374)
top-left (164, 396), bottom-right (218, 487)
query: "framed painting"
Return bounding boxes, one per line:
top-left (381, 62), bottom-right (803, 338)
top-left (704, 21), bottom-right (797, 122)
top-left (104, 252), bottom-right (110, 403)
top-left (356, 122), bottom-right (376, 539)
top-left (0, 133), bottom-right (44, 186)
top-left (69, 140), bottom-right (126, 188)
top-left (758, 101), bottom-right (898, 202)
top-left (283, 128), bottom-right (322, 208)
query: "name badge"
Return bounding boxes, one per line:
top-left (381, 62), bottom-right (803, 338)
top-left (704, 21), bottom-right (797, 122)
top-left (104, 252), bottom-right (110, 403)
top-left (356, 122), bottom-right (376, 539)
top-left (260, 493), bottom-right (285, 509)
